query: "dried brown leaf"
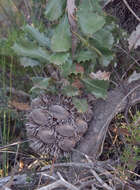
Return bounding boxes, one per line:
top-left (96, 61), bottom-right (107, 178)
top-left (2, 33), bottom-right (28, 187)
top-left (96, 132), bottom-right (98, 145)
top-left (76, 64), bottom-right (84, 73)
top-left (117, 128), bottom-right (131, 136)
top-left (89, 71), bottom-right (110, 81)
top-left (128, 24), bottom-right (140, 50)
top-left (72, 79), bottom-right (84, 89)
top-left (19, 160), bottom-right (24, 171)
top-left (8, 100), bottom-right (31, 111)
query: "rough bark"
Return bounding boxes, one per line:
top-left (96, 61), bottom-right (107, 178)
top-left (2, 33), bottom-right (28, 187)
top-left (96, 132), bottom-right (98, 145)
top-left (72, 79), bottom-right (140, 161)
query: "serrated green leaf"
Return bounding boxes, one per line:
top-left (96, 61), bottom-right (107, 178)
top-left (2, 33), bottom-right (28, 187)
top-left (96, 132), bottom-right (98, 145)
top-left (98, 53), bottom-right (114, 67)
top-left (82, 78), bottom-right (109, 99)
top-left (92, 0), bottom-right (103, 14)
top-left (20, 57), bottom-right (40, 67)
top-left (50, 52), bottom-right (69, 65)
top-left (23, 25), bottom-right (50, 48)
top-left (17, 36), bottom-right (37, 49)
top-left (76, 50), bottom-right (97, 62)
top-left (51, 15), bottom-right (71, 52)
top-left (30, 87), bottom-right (44, 95)
top-left (77, 1), bottom-right (105, 36)
top-left (89, 26), bottom-right (115, 66)
top-left (31, 77), bottom-right (44, 84)
top-left (45, 0), bottom-right (66, 21)
top-left (31, 77), bottom-right (50, 90)
top-left (92, 26), bottom-right (114, 49)
top-left (61, 59), bottom-right (75, 77)
top-left (72, 98), bottom-right (88, 113)
top-left (62, 86), bottom-right (79, 97)
top-left (73, 32), bottom-right (102, 57)
top-left (102, 55), bottom-right (113, 67)
top-left (12, 43), bottom-right (50, 62)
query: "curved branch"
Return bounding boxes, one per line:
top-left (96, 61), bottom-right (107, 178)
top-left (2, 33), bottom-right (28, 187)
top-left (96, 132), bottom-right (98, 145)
top-left (72, 79), bottom-right (140, 161)
top-left (122, 0), bottom-right (140, 22)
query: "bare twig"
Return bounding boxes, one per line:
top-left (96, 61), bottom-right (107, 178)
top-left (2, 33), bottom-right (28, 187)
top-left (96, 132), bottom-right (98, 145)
top-left (98, 83), bottom-right (140, 156)
top-left (57, 172), bottom-right (79, 190)
top-left (103, 0), bottom-right (114, 9)
top-left (41, 160), bottom-right (115, 172)
top-left (115, 44), bottom-right (140, 76)
top-left (122, 0), bottom-right (140, 22)
top-left (0, 172), bottom-right (57, 189)
top-left (91, 184), bottom-right (98, 190)
top-left (0, 140), bottom-right (30, 151)
top-left (79, 180), bottom-right (97, 190)
top-left (41, 162), bottom-right (93, 171)
top-left (6, 87), bottom-right (30, 99)
top-left (2, 144), bottom-right (20, 190)
top-left (86, 156), bottom-right (113, 190)
top-left (37, 180), bottom-right (63, 190)
top-left (37, 172), bottom-right (79, 190)
top-left (72, 80), bottom-right (140, 161)
top-left (97, 165), bottom-right (135, 190)
top-left (90, 169), bottom-right (113, 190)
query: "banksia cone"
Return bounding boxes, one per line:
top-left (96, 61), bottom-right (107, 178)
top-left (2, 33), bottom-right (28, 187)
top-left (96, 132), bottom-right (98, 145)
top-left (26, 94), bottom-right (93, 157)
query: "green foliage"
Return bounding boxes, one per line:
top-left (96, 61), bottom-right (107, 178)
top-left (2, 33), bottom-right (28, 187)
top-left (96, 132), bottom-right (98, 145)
top-left (20, 57), bottom-right (40, 67)
top-left (51, 15), bottom-right (71, 52)
top-left (12, 0), bottom-right (117, 106)
top-left (72, 98), bottom-right (88, 113)
top-left (82, 78), bottom-right (109, 99)
top-left (12, 43), bottom-right (50, 62)
top-left (0, 29), bottom-right (21, 56)
top-left (60, 59), bottom-right (75, 77)
top-left (120, 111), bottom-right (140, 172)
top-left (31, 77), bottom-right (50, 91)
top-left (23, 24), bottom-right (50, 48)
top-left (45, 0), bottom-right (66, 21)
top-left (62, 85), bottom-right (79, 97)
top-left (77, 0), bottom-right (105, 36)
top-left (76, 50), bottom-right (96, 63)
top-left (50, 52), bottom-right (69, 65)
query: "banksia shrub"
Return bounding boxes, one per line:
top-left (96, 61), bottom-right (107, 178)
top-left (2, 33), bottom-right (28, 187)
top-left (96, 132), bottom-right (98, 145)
top-left (12, 0), bottom-right (113, 158)
top-left (26, 93), bottom-right (94, 157)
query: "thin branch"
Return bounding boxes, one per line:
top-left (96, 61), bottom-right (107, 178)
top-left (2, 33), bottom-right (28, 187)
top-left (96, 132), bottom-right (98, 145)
top-left (122, 0), bottom-right (140, 22)
top-left (86, 156), bottom-right (113, 190)
top-left (2, 144), bottom-right (20, 189)
top-left (90, 169), bottom-right (113, 190)
top-left (57, 172), bottom-right (79, 190)
top-left (6, 87), bottom-right (30, 99)
top-left (91, 184), bottom-right (98, 190)
top-left (0, 140), bottom-right (31, 151)
top-left (37, 172), bottom-right (79, 190)
top-left (40, 162), bottom-right (94, 171)
top-left (92, 83), bottom-right (140, 157)
top-left (41, 159), bottom-right (118, 172)
top-left (0, 172), bottom-right (57, 188)
top-left (37, 180), bottom-right (63, 190)
top-left (79, 180), bottom-right (97, 190)
top-left (115, 44), bottom-right (140, 68)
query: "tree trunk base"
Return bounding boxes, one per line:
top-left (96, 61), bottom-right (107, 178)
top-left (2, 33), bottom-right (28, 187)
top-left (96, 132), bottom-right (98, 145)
top-left (72, 79), bottom-right (140, 161)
